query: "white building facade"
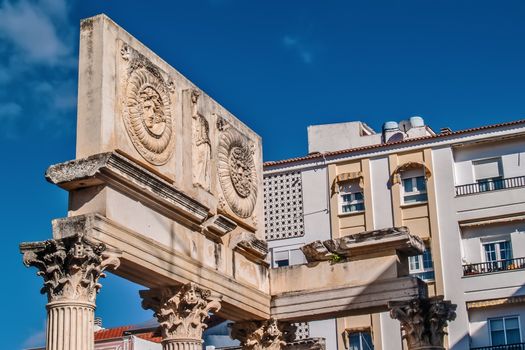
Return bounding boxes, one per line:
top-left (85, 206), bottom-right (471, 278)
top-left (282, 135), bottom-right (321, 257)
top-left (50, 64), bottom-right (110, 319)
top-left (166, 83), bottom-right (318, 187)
top-left (264, 118), bottom-right (525, 350)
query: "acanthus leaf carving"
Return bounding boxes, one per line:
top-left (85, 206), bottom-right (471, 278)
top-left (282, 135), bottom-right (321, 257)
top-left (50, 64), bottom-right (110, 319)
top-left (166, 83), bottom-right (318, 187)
top-left (140, 283), bottom-right (221, 342)
top-left (230, 319), bottom-right (297, 350)
top-left (20, 235), bottom-right (121, 303)
top-left (388, 297), bottom-right (457, 349)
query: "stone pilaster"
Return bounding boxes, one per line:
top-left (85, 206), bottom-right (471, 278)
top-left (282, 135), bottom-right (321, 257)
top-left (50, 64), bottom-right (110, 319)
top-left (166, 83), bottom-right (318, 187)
top-left (20, 234), bottom-right (121, 350)
top-left (388, 296), bottom-right (457, 350)
top-left (140, 283), bottom-right (221, 350)
top-left (230, 319), bottom-right (297, 350)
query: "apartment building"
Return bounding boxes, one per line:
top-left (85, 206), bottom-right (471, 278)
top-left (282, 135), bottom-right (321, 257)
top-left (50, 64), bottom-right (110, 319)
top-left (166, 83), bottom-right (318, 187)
top-left (264, 118), bottom-right (525, 350)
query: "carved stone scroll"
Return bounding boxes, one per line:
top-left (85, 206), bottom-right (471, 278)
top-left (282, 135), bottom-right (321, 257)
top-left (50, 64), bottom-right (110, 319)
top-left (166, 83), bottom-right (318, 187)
top-left (230, 319), bottom-right (297, 350)
top-left (217, 127), bottom-right (258, 218)
top-left (140, 283), bottom-right (221, 350)
top-left (388, 297), bottom-right (457, 350)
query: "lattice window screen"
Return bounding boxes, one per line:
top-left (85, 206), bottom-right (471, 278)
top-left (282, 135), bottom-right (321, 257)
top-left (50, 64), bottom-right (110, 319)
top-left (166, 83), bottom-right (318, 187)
top-left (293, 322), bottom-right (310, 340)
top-left (263, 171), bottom-right (305, 241)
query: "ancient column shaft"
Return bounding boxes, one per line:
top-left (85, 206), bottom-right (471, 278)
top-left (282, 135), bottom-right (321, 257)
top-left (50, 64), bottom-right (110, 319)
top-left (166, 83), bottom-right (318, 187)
top-left (388, 297), bottom-right (457, 350)
top-left (20, 234), bottom-right (120, 350)
top-left (46, 301), bottom-right (96, 350)
top-left (230, 319), bottom-right (297, 350)
top-left (140, 283), bottom-right (221, 350)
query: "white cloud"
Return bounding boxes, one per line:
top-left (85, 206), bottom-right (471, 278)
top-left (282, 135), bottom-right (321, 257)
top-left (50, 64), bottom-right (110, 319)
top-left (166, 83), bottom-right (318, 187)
top-left (0, 0), bottom-right (70, 65)
top-left (0, 0), bottom-right (76, 137)
top-left (281, 35), bottom-right (314, 64)
top-left (23, 327), bottom-right (46, 348)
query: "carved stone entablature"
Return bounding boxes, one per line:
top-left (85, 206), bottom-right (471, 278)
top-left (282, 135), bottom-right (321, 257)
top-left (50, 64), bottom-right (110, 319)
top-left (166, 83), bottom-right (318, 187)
top-left (121, 43), bottom-right (175, 165)
top-left (230, 319), bottom-right (297, 350)
top-left (20, 234), bottom-right (120, 303)
top-left (231, 231), bottom-right (268, 263)
top-left (301, 227), bottom-right (425, 263)
top-left (388, 297), bottom-right (457, 350)
top-left (45, 152), bottom-right (210, 225)
top-left (140, 283), bottom-right (221, 342)
top-left (300, 241), bottom-right (332, 263)
top-left (203, 215), bottom-right (237, 241)
top-left (285, 338), bottom-right (326, 350)
top-left (218, 127), bottom-right (258, 218)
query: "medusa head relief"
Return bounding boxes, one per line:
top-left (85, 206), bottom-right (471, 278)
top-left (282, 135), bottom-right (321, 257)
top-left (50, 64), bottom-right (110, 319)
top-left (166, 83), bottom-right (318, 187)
top-left (121, 44), bottom-right (175, 165)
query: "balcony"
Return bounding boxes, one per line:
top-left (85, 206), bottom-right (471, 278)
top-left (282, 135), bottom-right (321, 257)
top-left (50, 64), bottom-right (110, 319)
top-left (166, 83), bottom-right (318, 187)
top-left (456, 176), bottom-right (525, 196)
top-left (471, 343), bottom-right (525, 350)
top-left (463, 257), bottom-right (525, 276)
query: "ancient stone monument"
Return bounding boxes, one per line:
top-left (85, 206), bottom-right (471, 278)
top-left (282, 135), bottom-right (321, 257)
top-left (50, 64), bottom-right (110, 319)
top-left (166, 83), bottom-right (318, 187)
top-left (20, 15), bottom-right (456, 350)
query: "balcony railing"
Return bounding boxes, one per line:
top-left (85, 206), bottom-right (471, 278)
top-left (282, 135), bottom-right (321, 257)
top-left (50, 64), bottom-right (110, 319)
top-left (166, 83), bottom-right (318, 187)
top-left (472, 342), bottom-right (525, 350)
top-left (463, 257), bottom-right (525, 276)
top-left (455, 176), bottom-right (525, 196)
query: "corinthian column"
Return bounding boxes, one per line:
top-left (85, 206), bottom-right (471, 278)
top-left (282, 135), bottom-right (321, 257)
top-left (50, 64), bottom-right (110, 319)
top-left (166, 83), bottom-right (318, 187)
top-left (388, 296), bottom-right (457, 350)
top-left (230, 319), bottom-right (297, 350)
top-left (140, 283), bottom-right (221, 350)
top-left (20, 234), bottom-right (120, 350)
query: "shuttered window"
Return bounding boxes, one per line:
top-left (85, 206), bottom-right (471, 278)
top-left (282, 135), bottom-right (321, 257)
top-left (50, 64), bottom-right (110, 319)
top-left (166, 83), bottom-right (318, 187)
top-left (473, 158), bottom-right (502, 180)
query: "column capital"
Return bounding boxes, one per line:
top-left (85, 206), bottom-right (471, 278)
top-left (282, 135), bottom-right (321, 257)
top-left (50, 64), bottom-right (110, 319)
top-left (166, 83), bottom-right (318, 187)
top-left (20, 234), bottom-right (121, 304)
top-left (230, 319), bottom-right (297, 350)
top-left (140, 283), bottom-right (221, 342)
top-left (388, 296), bottom-right (457, 350)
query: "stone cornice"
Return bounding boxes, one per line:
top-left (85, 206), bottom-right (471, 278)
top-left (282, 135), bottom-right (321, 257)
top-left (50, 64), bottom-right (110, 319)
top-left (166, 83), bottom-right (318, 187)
top-left (301, 227), bottom-right (424, 263)
top-left (45, 151), bottom-right (210, 224)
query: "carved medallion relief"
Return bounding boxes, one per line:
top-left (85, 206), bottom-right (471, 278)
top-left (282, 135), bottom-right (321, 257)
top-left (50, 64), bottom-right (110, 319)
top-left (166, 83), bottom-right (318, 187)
top-left (121, 43), bottom-right (175, 165)
top-left (217, 125), bottom-right (258, 218)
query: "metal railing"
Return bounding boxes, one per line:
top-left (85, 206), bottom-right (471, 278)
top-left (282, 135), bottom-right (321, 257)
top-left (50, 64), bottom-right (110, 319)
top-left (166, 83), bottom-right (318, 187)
top-left (455, 176), bottom-right (525, 196)
top-left (471, 342), bottom-right (525, 350)
top-left (463, 257), bottom-right (525, 276)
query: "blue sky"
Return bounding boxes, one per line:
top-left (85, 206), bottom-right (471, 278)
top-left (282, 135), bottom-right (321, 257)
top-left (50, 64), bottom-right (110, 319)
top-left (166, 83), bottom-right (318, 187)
top-left (2, 0), bottom-right (524, 348)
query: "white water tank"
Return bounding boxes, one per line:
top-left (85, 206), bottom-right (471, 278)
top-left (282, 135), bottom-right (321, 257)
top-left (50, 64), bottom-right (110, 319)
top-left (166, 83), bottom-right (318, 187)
top-left (410, 116), bottom-right (425, 128)
top-left (383, 121), bottom-right (399, 131)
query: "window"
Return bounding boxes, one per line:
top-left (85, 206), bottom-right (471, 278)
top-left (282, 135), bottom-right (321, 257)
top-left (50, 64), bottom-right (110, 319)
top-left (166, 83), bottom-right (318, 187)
top-left (402, 176), bottom-right (427, 203)
top-left (347, 331), bottom-right (374, 350)
top-left (339, 181), bottom-right (364, 214)
top-left (273, 250), bottom-right (290, 267)
top-left (473, 158), bottom-right (503, 192)
top-left (484, 241), bottom-right (512, 262)
top-left (272, 248), bottom-right (305, 268)
top-left (483, 240), bottom-right (513, 270)
top-left (489, 316), bottom-right (521, 345)
top-left (409, 250), bottom-right (435, 281)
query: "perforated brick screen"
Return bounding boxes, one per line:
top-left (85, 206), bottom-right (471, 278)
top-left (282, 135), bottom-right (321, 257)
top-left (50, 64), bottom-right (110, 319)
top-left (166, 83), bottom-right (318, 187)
top-left (263, 171), bottom-right (305, 241)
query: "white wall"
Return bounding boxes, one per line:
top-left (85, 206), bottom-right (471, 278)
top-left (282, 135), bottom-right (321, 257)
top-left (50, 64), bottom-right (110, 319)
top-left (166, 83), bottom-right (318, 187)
top-left (461, 222), bottom-right (525, 265)
top-left (432, 146), bottom-right (471, 350)
top-left (310, 319), bottom-right (339, 350)
top-left (453, 138), bottom-right (525, 185)
top-left (307, 122), bottom-right (381, 154)
top-left (469, 304), bottom-right (525, 348)
top-left (379, 313), bottom-right (402, 350)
